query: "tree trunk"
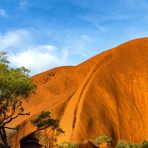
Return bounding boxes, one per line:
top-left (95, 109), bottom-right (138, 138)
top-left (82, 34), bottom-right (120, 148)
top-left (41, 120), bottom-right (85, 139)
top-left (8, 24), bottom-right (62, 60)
top-left (0, 127), bottom-right (9, 148)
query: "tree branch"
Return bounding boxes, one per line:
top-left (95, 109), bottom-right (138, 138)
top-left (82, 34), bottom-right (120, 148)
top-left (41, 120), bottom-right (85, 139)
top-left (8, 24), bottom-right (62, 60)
top-left (1, 112), bottom-right (30, 127)
top-left (33, 125), bottom-right (50, 134)
top-left (0, 100), bottom-right (16, 125)
top-left (8, 112), bottom-right (30, 123)
top-left (4, 126), bottom-right (18, 130)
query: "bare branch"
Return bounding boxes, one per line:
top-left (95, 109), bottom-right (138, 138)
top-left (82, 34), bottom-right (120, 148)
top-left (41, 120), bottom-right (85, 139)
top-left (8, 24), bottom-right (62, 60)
top-left (4, 126), bottom-right (18, 130)
top-left (33, 125), bottom-right (50, 134)
top-left (0, 100), bottom-right (23, 126)
top-left (1, 112), bottom-right (30, 127)
top-left (0, 103), bottom-right (16, 126)
top-left (6, 112), bottom-right (30, 124)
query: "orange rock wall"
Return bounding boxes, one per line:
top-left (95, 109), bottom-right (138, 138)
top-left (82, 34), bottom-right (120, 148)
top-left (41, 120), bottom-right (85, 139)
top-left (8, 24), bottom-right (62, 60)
top-left (10, 38), bottom-right (148, 147)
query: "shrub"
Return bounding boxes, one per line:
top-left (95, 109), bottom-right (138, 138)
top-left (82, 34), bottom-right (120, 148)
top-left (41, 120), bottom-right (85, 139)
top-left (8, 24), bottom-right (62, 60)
top-left (90, 135), bottom-right (112, 146)
top-left (58, 142), bottom-right (78, 148)
top-left (126, 143), bottom-right (139, 148)
top-left (116, 140), bottom-right (145, 148)
top-left (141, 141), bottom-right (148, 148)
top-left (116, 140), bottom-right (127, 148)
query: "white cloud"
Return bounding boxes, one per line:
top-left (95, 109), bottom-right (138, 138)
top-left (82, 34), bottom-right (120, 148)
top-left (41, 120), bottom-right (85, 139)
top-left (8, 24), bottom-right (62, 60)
top-left (64, 34), bottom-right (94, 58)
top-left (0, 29), bottom-right (96, 75)
top-left (0, 29), bottom-right (32, 50)
top-left (9, 46), bottom-right (69, 75)
top-left (0, 29), bottom-right (71, 75)
top-left (0, 9), bottom-right (7, 17)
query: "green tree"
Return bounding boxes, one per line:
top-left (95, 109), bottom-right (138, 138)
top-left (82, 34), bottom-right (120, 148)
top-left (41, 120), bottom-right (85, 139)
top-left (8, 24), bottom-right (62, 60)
top-left (32, 111), bottom-right (64, 147)
top-left (0, 51), bottom-right (36, 147)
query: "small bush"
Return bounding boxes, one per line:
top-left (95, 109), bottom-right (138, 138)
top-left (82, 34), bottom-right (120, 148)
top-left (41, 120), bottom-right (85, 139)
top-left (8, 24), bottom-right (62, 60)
top-left (116, 140), bottom-right (147, 148)
top-left (116, 140), bottom-right (127, 148)
top-left (141, 141), bottom-right (148, 148)
top-left (58, 142), bottom-right (78, 148)
top-left (90, 135), bottom-right (112, 146)
top-left (126, 143), bottom-right (139, 148)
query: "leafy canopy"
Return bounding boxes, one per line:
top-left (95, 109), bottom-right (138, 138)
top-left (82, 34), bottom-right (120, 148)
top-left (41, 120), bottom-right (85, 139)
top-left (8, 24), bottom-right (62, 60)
top-left (32, 111), bottom-right (64, 147)
top-left (0, 51), bottom-right (36, 128)
top-left (32, 111), bottom-right (62, 131)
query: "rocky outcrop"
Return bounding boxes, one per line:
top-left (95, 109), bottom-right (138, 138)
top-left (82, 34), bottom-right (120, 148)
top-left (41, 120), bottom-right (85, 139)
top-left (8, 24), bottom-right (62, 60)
top-left (10, 38), bottom-right (148, 147)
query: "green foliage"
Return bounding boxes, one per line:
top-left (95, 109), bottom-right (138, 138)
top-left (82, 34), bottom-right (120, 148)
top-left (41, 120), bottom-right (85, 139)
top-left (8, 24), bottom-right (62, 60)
top-left (115, 140), bottom-right (148, 148)
top-left (0, 51), bottom-right (36, 147)
top-left (141, 141), bottom-right (148, 148)
top-left (32, 111), bottom-right (64, 147)
top-left (32, 111), bottom-right (60, 130)
top-left (90, 135), bottom-right (112, 145)
top-left (0, 52), bottom-right (36, 127)
top-left (126, 143), bottom-right (140, 148)
top-left (58, 136), bottom-right (148, 148)
top-left (116, 140), bottom-right (127, 148)
top-left (57, 140), bottom-right (148, 148)
top-left (58, 142), bottom-right (78, 148)
top-left (0, 51), bottom-right (9, 64)
top-left (0, 63), bottom-right (35, 101)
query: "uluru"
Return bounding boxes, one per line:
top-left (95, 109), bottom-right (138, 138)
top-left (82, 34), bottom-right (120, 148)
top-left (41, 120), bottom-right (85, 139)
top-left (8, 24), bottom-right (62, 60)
top-left (8, 38), bottom-right (148, 147)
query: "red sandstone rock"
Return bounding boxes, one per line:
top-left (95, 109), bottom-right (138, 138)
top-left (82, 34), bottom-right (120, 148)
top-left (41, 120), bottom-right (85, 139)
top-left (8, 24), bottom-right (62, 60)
top-left (10, 38), bottom-right (148, 147)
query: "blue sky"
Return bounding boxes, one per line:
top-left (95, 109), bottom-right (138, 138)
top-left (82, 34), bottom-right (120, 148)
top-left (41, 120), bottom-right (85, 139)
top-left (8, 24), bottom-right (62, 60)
top-left (0, 0), bottom-right (148, 75)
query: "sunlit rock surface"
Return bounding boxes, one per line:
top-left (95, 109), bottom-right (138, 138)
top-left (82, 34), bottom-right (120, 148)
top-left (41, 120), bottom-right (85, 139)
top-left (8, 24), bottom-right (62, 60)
top-left (10, 38), bottom-right (148, 147)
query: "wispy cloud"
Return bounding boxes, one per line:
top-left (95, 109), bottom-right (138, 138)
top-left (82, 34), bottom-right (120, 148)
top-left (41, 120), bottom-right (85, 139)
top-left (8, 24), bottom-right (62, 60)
top-left (9, 45), bottom-right (69, 75)
top-left (0, 29), bottom-right (71, 75)
top-left (0, 9), bottom-right (7, 17)
top-left (19, 0), bottom-right (29, 10)
top-left (0, 29), bottom-right (33, 50)
top-left (122, 0), bottom-right (148, 9)
top-left (65, 34), bottom-right (93, 57)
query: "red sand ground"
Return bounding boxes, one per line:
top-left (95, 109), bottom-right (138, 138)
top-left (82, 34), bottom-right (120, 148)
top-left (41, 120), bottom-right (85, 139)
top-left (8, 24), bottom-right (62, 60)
top-left (10, 38), bottom-right (148, 147)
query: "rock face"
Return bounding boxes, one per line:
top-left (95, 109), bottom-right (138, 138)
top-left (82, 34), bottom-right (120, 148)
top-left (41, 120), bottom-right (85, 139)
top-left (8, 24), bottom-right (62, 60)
top-left (10, 38), bottom-right (148, 147)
